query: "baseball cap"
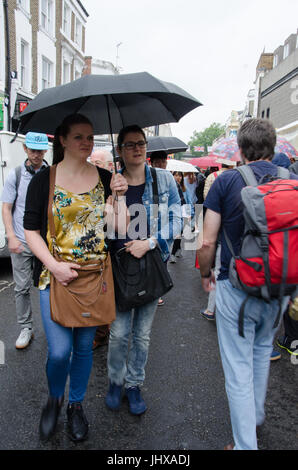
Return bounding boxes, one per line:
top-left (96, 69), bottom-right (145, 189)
top-left (25, 132), bottom-right (49, 150)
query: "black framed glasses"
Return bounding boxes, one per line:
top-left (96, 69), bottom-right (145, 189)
top-left (121, 140), bottom-right (147, 150)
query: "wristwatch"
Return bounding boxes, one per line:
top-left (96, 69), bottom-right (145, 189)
top-left (148, 238), bottom-right (156, 250)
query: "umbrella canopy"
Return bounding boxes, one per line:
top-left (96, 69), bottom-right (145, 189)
top-left (275, 137), bottom-right (298, 159)
top-left (211, 135), bottom-right (298, 162)
top-left (165, 159), bottom-right (198, 173)
top-left (17, 72), bottom-right (202, 136)
top-left (188, 155), bottom-right (222, 168)
top-left (146, 135), bottom-right (188, 154)
top-left (212, 137), bottom-right (240, 162)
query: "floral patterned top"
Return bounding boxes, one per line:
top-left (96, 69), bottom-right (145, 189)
top-left (39, 179), bottom-right (107, 290)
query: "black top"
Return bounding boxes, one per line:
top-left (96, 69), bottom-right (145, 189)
top-left (23, 165), bottom-right (112, 286)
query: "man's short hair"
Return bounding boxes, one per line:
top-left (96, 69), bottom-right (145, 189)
top-left (149, 151), bottom-right (167, 162)
top-left (237, 119), bottom-right (276, 162)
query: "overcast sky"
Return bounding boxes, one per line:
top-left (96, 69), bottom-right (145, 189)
top-left (82, 0), bottom-right (298, 143)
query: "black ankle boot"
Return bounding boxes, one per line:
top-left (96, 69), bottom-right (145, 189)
top-left (67, 402), bottom-right (89, 442)
top-left (39, 396), bottom-right (64, 441)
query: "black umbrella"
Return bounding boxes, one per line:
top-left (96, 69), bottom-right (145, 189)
top-left (17, 72), bottom-right (202, 168)
top-left (146, 136), bottom-right (188, 155)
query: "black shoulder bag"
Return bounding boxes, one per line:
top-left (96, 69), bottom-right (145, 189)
top-left (111, 167), bottom-right (173, 311)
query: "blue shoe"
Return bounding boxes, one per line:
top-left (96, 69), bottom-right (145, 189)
top-left (125, 386), bottom-right (147, 415)
top-left (105, 382), bottom-right (123, 410)
top-left (270, 350), bottom-right (281, 361)
top-left (200, 309), bottom-right (215, 321)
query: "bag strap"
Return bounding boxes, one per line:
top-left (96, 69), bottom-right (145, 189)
top-left (236, 165), bottom-right (258, 186)
top-left (150, 167), bottom-right (159, 234)
top-left (47, 165), bottom-right (57, 240)
top-left (277, 167), bottom-right (290, 179)
top-left (150, 167), bottom-right (159, 204)
top-left (12, 165), bottom-right (22, 213)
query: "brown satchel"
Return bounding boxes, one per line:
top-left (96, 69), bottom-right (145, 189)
top-left (47, 165), bottom-right (116, 328)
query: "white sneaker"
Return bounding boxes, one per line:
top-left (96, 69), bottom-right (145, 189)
top-left (175, 249), bottom-right (182, 258)
top-left (15, 328), bottom-right (33, 349)
top-left (169, 255), bottom-right (176, 263)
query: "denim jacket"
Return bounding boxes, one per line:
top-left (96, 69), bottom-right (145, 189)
top-left (120, 164), bottom-right (182, 261)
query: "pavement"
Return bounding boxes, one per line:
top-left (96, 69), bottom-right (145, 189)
top-left (0, 247), bottom-right (297, 452)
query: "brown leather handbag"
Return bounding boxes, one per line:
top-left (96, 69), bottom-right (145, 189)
top-left (47, 165), bottom-right (116, 328)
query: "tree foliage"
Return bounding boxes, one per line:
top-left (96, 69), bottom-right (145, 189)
top-left (188, 122), bottom-right (225, 155)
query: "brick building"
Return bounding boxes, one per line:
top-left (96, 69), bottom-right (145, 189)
top-left (0, 0), bottom-right (88, 131)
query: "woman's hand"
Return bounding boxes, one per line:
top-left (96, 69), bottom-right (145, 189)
top-left (125, 240), bottom-right (150, 259)
top-left (51, 260), bottom-right (81, 286)
top-left (110, 173), bottom-right (128, 197)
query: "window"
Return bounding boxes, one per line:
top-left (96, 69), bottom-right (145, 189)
top-left (266, 108), bottom-right (270, 119)
top-left (273, 54), bottom-right (278, 67)
top-left (74, 17), bottom-right (82, 49)
top-left (74, 68), bottom-right (81, 80)
top-left (63, 60), bottom-right (71, 84)
top-left (18, 0), bottom-right (30, 11)
top-left (42, 57), bottom-right (52, 89)
top-left (41, 0), bottom-right (53, 34)
top-left (283, 43), bottom-right (289, 60)
top-left (63, 1), bottom-right (71, 37)
top-left (261, 110), bottom-right (265, 118)
top-left (20, 40), bottom-right (29, 90)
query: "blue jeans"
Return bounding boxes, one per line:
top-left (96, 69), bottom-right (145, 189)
top-left (216, 279), bottom-right (289, 450)
top-left (107, 299), bottom-right (158, 388)
top-left (40, 287), bottom-right (97, 403)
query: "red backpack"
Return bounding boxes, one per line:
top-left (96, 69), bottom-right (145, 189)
top-left (224, 165), bottom-right (298, 337)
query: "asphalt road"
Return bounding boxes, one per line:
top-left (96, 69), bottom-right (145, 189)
top-left (0, 247), bottom-right (297, 452)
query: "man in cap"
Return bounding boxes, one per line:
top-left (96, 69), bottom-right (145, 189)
top-left (1, 132), bottom-right (49, 349)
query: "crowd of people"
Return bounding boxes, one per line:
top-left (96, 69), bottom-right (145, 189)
top-left (1, 115), bottom-right (297, 450)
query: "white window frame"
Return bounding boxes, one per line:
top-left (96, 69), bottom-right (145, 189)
top-left (42, 56), bottom-right (52, 90)
top-left (62, 1), bottom-right (71, 37)
top-left (63, 59), bottom-right (71, 84)
top-left (283, 43), bottom-right (289, 60)
top-left (17, 0), bottom-right (30, 12)
top-left (273, 54), bottom-right (278, 67)
top-left (20, 39), bottom-right (29, 90)
top-left (74, 17), bottom-right (83, 49)
top-left (41, 0), bottom-right (54, 35)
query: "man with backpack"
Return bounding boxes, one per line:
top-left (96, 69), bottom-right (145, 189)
top-left (197, 119), bottom-right (298, 450)
top-left (1, 132), bottom-right (49, 349)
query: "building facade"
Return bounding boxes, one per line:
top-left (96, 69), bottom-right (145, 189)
top-left (258, 30), bottom-right (298, 148)
top-left (0, 0), bottom-right (88, 131)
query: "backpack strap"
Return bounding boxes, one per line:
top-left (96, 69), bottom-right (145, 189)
top-left (236, 165), bottom-right (258, 186)
top-left (277, 167), bottom-right (290, 179)
top-left (12, 165), bottom-right (22, 213)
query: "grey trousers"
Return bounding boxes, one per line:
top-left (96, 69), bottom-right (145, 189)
top-left (10, 243), bottom-right (34, 330)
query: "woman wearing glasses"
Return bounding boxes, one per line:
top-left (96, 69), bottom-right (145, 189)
top-left (105, 125), bottom-right (182, 415)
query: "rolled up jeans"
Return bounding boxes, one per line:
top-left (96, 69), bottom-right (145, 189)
top-left (215, 278), bottom-right (289, 450)
top-left (107, 299), bottom-right (158, 389)
top-left (40, 287), bottom-right (97, 403)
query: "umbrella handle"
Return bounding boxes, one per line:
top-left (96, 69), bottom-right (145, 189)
top-left (105, 94), bottom-right (118, 174)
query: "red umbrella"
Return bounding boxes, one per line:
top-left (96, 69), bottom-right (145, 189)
top-left (188, 155), bottom-right (222, 169)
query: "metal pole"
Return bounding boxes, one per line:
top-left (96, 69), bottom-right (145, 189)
top-left (3, 0), bottom-right (11, 131)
